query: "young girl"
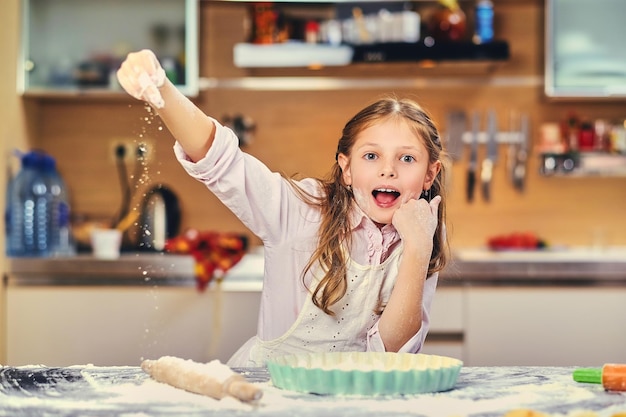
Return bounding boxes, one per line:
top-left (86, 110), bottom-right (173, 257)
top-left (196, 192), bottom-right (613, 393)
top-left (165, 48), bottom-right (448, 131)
top-left (117, 50), bottom-right (449, 367)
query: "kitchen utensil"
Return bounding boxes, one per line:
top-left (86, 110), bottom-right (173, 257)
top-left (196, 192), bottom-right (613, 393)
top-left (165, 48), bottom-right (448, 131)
top-left (466, 111), bottom-right (480, 202)
top-left (573, 363), bottom-right (626, 391)
top-left (141, 356), bottom-right (263, 402)
top-left (481, 109), bottom-right (498, 202)
top-left (267, 352), bottom-right (463, 396)
top-left (137, 184), bottom-right (181, 252)
top-left (506, 110), bottom-right (519, 185)
top-left (445, 110), bottom-right (467, 162)
top-left (114, 144), bottom-right (132, 226)
top-left (513, 114), bottom-right (529, 192)
top-left (115, 210), bottom-right (140, 233)
top-left (114, 142), bottom-right (149, 230)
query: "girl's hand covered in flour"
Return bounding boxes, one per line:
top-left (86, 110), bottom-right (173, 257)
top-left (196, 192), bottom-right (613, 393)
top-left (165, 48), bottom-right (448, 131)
top-left (392, 195), bottom-right (441, 259)
top-left (116, 49), bottom-right (167, 109)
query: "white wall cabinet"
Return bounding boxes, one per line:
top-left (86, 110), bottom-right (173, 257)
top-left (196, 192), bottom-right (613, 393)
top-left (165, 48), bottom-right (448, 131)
top-left (19, 0), bottom-right (198, 97)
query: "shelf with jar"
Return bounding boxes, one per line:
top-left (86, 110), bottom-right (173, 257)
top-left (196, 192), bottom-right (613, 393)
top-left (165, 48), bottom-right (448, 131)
top-left (18, 0), bottom-right (199, 98)
top-left (538, 114), bottom-right (626, 177)
top-left (232, 0), bottom-right (508, 69)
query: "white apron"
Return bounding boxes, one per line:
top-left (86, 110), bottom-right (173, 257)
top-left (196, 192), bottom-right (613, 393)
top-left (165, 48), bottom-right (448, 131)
top-left (227, 248), bottom-right (402, 367)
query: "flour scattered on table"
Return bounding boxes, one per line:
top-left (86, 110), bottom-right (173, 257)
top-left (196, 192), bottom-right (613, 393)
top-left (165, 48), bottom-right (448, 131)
top-left (1, 364), bottom-right (625, 417)
top-left (101, 379), bottom-right (253, 411)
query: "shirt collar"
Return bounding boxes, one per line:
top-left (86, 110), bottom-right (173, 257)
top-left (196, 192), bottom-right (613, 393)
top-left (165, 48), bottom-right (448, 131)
top-left (349, 204), bottom-right (399, 237)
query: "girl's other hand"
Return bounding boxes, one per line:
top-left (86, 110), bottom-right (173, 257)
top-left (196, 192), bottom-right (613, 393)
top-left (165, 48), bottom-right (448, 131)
top-left (392, 194), bottom-right (441, 253)
top-left (116, 49), bottom-right (166, 108)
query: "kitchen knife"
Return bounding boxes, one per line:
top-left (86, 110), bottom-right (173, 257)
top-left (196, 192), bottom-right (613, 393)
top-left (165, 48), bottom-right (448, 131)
top-left (506, 110), bottom-right (519, 186)
top-left (481, 110), bottom-right (498, 202)
top-left (466, 111), bottom-right (480, 203)
top-left (445, 110), bottom-right (466, 162)
top-left (513, 114), bottom-right (529, 192)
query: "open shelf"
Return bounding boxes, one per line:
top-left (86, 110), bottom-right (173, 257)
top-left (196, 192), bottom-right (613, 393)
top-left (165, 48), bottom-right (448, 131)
top-left (232, 40), bottom-right (509, 68)
top-left (351, 40), bottom-right (509, 63)
top-left (540, 152), bottom-right (626, 177)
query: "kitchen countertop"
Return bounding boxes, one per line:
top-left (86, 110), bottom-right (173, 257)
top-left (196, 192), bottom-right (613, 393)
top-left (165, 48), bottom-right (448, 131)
top-left (5, 253), bottom-right (197, 286)
top-left (0, 364), bottom-right (625, 416)
top-left (445, 247), bottom-right (626, 284)
top-left (5, 246), bottom-right (626, 287)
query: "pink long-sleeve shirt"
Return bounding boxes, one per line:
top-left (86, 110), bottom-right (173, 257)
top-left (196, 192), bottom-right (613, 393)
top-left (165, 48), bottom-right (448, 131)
top-left (174, 118), bottom-right (438, 353)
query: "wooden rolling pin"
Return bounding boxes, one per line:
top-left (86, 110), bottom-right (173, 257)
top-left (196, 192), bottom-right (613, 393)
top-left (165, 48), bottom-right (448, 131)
top-left (141, 356), bottom-right (263, 402)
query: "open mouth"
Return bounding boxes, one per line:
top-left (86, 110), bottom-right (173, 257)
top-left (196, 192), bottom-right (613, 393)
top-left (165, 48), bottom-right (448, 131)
top-left (372, 188), bottom-right (401, 206)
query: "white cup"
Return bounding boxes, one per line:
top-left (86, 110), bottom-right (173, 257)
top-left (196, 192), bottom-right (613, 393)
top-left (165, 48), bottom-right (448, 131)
top-left (90, 228), bottom-right (123, 259)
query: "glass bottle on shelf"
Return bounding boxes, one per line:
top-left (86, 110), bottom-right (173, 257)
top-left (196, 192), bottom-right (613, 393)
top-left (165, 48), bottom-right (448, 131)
top-left (428, 0), bottom-right (467, 42)
top-left (473, 0), bottom-right (494, 43)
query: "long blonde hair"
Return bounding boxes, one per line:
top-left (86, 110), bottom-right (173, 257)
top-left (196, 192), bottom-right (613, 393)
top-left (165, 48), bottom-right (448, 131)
top-left (294, 97), bottom-right (449, 315)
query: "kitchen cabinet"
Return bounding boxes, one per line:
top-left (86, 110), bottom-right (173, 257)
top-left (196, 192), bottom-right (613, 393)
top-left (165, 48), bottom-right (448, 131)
top-left (4, 252), bottom-right (261, 366)
top-left (465, 286), bottom-right (626, 366)
top-left (19, 0), bottom-right (199, 98)
top-left (7, 282), bottom-right (626, 369)
top-left (545, 0), bottom-right (626, 100)
top-left (5, 284), bottom-right (260, 366)
top-left (426, 284), bottom-right (626, 366)
top-left (421, 286), bottom-right (464, 361)
top-left (7, 250), bottom-right (626, 367)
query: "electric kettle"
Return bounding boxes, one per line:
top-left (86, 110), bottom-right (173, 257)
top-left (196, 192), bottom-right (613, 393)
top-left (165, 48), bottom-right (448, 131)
top-left (137, 184), bottom-right (181, 252)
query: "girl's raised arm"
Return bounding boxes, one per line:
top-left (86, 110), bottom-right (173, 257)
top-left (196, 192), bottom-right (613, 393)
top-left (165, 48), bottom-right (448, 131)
top-left (116, 49), bottom-right (215, 162)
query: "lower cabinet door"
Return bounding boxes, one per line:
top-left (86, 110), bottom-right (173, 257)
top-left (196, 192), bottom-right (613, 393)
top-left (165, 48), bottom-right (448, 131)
top-left (465, 286), bottom-right (626, 366)
top-left (421, 286), bottom-right (465, 361)
top-left (6, 285), bottom-right (260, 367)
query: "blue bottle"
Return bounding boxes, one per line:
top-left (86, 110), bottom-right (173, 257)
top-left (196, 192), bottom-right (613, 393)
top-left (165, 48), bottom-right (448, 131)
top-left (40, 154), bottom-right (75, 256)
top-left (474, 0), bottom-right (494, 43)
top-left (29, 157), bottom-right (50, 255)
top-left (6, 151), bottom-right (42, 256)
top-left (5, 151), bottom-right (75, 257)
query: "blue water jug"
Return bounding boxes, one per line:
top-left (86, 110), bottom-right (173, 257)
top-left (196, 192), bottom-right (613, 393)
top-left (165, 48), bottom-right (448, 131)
top-left (41, 154), bottom-right (75, 256)
top-left (5, 150), bottom-right (75, 257)
top-left (6, 151), bottom-right (42, 256)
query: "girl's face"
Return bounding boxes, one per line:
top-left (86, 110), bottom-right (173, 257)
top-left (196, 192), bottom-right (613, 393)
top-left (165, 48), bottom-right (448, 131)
top-left (337, 118), bottom-right (441, 225)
